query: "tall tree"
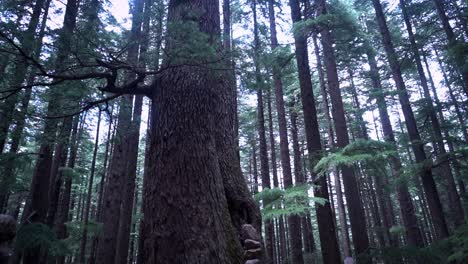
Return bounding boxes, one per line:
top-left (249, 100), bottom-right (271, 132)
top-left (371, 0), bottom-right (449, 240)
top-left (315, 0), bottom-right (370, 257)
top-left (288, 0), bottom-right (341, 263)
top-left (399, 0), bottom-right (464, 227)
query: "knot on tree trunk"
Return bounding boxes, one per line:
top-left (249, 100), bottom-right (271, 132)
top-left (241, 224), bottom-right (262, 264)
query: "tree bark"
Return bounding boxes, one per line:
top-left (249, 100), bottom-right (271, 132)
top-left (432, 0), bottom-right (468, 97)
top-left (139, 1), bottom-right (256, 262)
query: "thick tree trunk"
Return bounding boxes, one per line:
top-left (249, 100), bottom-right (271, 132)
top-left (139, 1), bottom-right (256, 262)
top-left (316, 0), bottom-right (370, 258)
top-left (371, 0), bottom-right (449, 239)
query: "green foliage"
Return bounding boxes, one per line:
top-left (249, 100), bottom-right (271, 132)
top-left (314, 139), bottom-right (398, 175)
top-left (14, 223), bottom-right (70, 257)
top-left (254, 184), bottom-right (327, 220)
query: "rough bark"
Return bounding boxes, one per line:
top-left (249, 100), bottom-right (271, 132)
top-left (139, 1), bottom-right (254, 262)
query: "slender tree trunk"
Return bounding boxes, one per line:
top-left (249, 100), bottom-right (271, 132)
top-left (266, 89), bottom-right (279, 264)
top-left (289, 101), bottom-right (315, 256)
top-left (316, 0), bottom-right (370, 258)
top-left (363, 33), bottom-right (424, 247)
top-left (422, 53), bottom-right (467, 199)
top-left (115, 95), bottom-right (143, 264)
top-left (252, 2), bottom-right (273, 262)
top-left (56, 112), bottom-right (84, 264)
top-left (79, 111), bottom-right (101, 263)
top-left (0, 0), bottom-right (51, 209)
top-left (289, 1), bottom-right (342, 263)
top-left (400, 0), bottom-right (465, 227)
top-left (311, 33), bottom-right (352, 259)
top-left (433, 48), bottom-right (468, 142)
top-left (371, 0), bottom-right (449, 239)
top-left (88, 109), bottom-right (114, 264)
top-left (267, 2), bottom-right (299, 263)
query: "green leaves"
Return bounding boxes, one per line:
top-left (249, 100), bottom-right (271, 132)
top-left (314, 139), bottom-right (398, 176)
top-left (254, 184), bottom-right (327, 220)
top-left (15, 223), bottom-right (70, 257)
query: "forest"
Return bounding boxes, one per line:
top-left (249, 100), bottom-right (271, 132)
top-left (0, 0), bottom-right (467, 263)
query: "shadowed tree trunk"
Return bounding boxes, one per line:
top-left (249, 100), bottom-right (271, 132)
top-left (20, 1), bottom-right (80, 262)
top-left (0, 0), bottom-right (51, 210)
top-left (0, 0), bottom-right (46, 153)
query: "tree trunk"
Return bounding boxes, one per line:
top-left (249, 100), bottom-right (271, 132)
top-left (139, 1), bottom-right (256, 262)
top-left (252, 2), bottom-right (273, 262)
top-left (363, 32), bottom-right (424, 247)
top-left (56, 112), bottom-right (84, 264)
top-left (0, 0), bottom-right (50, 209)
top-left (79, 111), bottom-right (101, 263)
top-left (311, 33), bottom-right (352, 259)
top-left (0, 0), bottom-right (46, 153)
top-left (316, 0), bottom-right (370, 258)
top-left (371, 0), bottom-right (449, 239)
top-left (400, 0), bottom-right (465, 227)
top-left (288, 1), bottom-right (342, 263)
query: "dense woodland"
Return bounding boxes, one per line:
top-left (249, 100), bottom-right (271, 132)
top-left (0, 0), bottom-right (467, 263)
